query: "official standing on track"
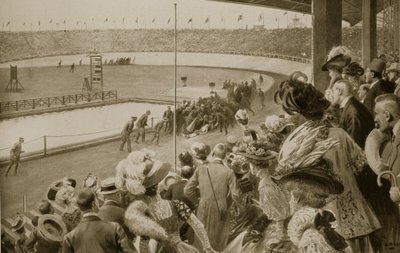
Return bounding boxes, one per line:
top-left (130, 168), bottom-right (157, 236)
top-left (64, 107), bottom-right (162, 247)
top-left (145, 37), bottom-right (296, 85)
top-left (5, 137), bottom-right (24, 177)
top-left (135, 110), bottom-right (151, 144)
top-left (120, 117), bottom-right (137, 152)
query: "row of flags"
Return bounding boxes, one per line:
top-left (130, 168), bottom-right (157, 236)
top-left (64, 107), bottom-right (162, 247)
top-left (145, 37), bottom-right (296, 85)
top-left (3, 14), bottom-right (261, 27)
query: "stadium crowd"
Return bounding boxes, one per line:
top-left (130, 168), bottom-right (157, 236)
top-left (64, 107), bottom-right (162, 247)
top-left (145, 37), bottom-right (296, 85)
top-left (3, 45), bottom-right (400, 253)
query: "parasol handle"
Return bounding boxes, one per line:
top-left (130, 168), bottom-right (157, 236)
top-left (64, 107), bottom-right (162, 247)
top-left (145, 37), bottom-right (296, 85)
top-left (377, 171), bottom-right (398, 187)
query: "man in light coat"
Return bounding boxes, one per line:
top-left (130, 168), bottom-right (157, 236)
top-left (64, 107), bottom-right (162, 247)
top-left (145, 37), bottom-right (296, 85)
top-left (184, 143), bottom-right (240, 251)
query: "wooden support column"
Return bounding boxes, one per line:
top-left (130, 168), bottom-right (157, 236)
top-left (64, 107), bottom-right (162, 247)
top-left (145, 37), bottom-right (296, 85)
top-left (312, 0), bottom-right (342, 91)
top-left (361, 0), bottom-right (377, 67)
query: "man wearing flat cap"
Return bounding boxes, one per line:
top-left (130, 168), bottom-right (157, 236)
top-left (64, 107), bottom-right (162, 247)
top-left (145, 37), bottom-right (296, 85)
top-left (364, 58), bottom-right (395, 115)
top-left (184, 143), bottom-right (240, 251)
top-left (62, 189), bottom-right (135, 253)
top-left (5, 137), bottom-right (24, 176)
top-left (135, 110), bottom-right (151, 144)
top-left (120, 116), bottom-right (137, 152)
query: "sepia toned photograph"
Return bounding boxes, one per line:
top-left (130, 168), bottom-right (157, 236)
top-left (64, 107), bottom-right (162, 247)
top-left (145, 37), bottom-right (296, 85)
top-left (0, 0), bottom-right (399, 252)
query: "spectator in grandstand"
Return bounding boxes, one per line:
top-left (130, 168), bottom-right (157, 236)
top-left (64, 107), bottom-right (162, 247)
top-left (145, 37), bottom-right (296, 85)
top-left (275, 78), bottom-right (381, 253)
top-left (120, 116), bottom-right (137, 152)
top-left (97, 177), bottom-right (133, 239)
top-left (184, 143), bottom-right (240, 251)
top-left (332, 79), bottom-right (374, 148)
top-left (135, 110), bottom-right (151, 144)
top-left (343, 62), bottom-right (364, 95)
top-left (11, 215), bottom-right (27, 253)
top-left (26, 215), bottom-right (67, 253)
top-left (165, 165), bottom-right (196, 210)
top-left (62, 189), bottom-right (134, 253)
top-left (32, 200), bottom-right (55, 227)
top-left (358, 84), bottom-right (370, 103)
top-left (150, 118), bottom-right (168, 145)
top-left (386, 63), bottom-right (400, 96)
top-left (5, 137), bottom-right (24, 177)
top-left (257, 88), bottom-right (265, 110)
top-left (321, 46), bottom-right (352, 102)
top-left (364, 58), bottom-right (395, 115)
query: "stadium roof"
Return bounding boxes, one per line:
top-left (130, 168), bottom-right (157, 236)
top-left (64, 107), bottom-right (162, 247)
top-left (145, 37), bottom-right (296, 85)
top-left (213, 0), bottom-right (383, 26)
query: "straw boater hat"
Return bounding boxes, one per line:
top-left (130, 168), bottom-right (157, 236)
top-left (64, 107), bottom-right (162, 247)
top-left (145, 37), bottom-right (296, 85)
top-left (37, 214), bottom-right (67, 242)
top-left (100, 177), bottom-right (120, 195)
top-left (321, 46), bottom-right (352, 71)
top-left (272, 122), bottom-right (344, 194)
top-left (11, 215), bottom-right (25, 232)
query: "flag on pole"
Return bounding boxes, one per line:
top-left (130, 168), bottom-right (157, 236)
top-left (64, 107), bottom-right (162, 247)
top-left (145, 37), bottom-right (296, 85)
top-left (258, 14), bottom-right (263, 22)
top-left (104, 18), bottom-right (108, 22)
top-left (187, 18), bottom-right (192, 23)
top-left (237, 15), bottom-right (243, 22)
top-left (205, 17), bottom-right (209, 24)
top-left (167, 18), bottom-right (170, 24)
top-left (152, 18), bottom-right (155, 23)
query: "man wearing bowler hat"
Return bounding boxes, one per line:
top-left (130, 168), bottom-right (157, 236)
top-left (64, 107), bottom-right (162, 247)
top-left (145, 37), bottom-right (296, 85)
top-left (98, 177), bottom-right (133, 239)
top-left (62, 189), bottom-right (135, 253)
top-left (120, 116), bottom-right (137, 152)
top-left (364, 58), bottom-right (395, 115)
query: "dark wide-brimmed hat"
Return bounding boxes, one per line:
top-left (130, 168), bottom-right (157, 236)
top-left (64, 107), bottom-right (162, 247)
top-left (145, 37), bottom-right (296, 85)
top-left (321, 46), bottom-right (352, 71)
top-left (322, 54), bottom-right (351, 71)
top-left (143, 161), bottom-right (171, 188)
top-left (37, 214), bottom-right (67, 242)
top-left (46, 178), bottom-right (76, 201)
top-left (344, 62), bottom-right (364, 76)
top-left (272, 159), bottom-right (344, 195)
top-left (274, 80), bottom-right (331, 119)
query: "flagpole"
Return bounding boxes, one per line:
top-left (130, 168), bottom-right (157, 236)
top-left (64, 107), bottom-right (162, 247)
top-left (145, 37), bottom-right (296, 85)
top-left (173, 3), bottom-right (177, 172)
